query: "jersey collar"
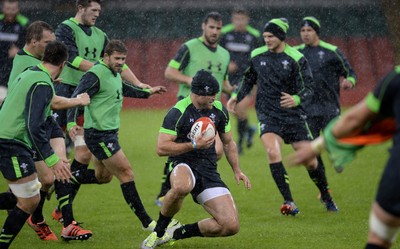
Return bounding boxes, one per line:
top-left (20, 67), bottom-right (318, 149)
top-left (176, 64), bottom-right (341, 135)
top-left (37, 64), bottom-right (52, 79)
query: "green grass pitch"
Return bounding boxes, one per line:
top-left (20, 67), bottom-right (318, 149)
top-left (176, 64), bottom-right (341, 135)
top-left (0, 109), bottom-right (395, 249)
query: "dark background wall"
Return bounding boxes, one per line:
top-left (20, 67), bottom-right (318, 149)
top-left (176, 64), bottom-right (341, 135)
top-left (17, 0), bottom-right (397, 108)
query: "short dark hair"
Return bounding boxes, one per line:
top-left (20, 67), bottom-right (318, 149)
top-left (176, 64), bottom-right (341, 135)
top-left (42, 41), bottom-right (68, 66)
top-left (104, 40), bottom-right (127, 56)
top-left (232, 8), bottom-right (248, 16)
top-left (203, 11), bottom-right (222, 24)
top-left (76, 0), bottom-right (101, 9)
top-left (26, 21), bottom-right (53, 44)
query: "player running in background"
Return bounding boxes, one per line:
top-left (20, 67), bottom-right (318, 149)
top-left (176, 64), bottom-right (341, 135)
top-left (294, 16), bottom-right (357, 204)
top-left (0, 41), bottom-right (71, 249)
top-left (0, 0), bottom-right (29, 104)
top-left (220, 8), bottom-right (261, 154)
top-left (141, 70), bottom-right (251, 249)
top-left (228, 18), bottom-right (337, 216)
top-left (290, 65), bottom-right (400, 249)
top-left (66, 40), bottom-right (166, 239)
top-left (7, 20), bottom-right (89, 241)
top-left (155, 11), bottom-right (233, 206)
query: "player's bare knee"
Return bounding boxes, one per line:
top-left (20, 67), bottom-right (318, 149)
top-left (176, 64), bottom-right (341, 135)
top-left (218, 217), bottom-right (240, 236)
top-left (97, 175), bottom-right (113, 184)
top-left (170, 184), bottom-right (191, 197)
top-left (305, 157), bottom-right (318, 170)
top-left (38, 174), bottom-right (54, 190)
top-left (266, 148), bottom-right (281, 161)
top-left (75, 146), bottom-right (92, 164)
top-left (10, 178), bottom-right (41, 213)
top-left (95, 171), bottom-right (113, 184)
top-left (222, 222), bottom-right (240, 236)
top-left (115, 168), bottom-right (134, 183)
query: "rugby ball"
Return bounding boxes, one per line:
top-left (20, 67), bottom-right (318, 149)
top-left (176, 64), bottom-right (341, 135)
top-left (190, 117), bottom-right (216, 140)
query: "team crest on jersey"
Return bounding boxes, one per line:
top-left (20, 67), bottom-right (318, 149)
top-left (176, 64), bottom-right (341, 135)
top-left (318, 50), bottom-right (325, 59)
top-left (52, 112), bottom-right (59, 120)
top-left (209, 113), bottom-right (216, 123)
top-left (282, 60), bottom-right (289, 70)
top-left (260, 61), bottom-right (266, 66)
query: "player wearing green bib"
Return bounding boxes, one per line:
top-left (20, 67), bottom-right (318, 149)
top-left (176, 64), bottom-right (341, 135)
top-left (0, 41), bottom-right (71, 249)
top-left (52, 0), bottom-right (163, 231)
top-left (4, 20), bottom-right (90, 242)
top-left (65, 40), bottom-right (167, 237)
top-left (165, 12), bottom-right (232, 101)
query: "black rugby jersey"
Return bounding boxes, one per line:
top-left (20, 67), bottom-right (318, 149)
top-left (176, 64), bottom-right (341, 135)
top-left (236, 44), bottom-right (314, 123)
top-left (160, 96), bottom-right (230, 174)
top-left (295, 41), bottom-right (357, 118)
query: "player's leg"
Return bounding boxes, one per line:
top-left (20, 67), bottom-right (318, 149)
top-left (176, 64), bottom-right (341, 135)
top-left (29, 121), bottom-right (66, 239)
top-left (260, 126), bottom-right (297, 215)
top-left (155, 160), bottom-right (171, 206)
top-left (155, 135), bottom-right (223, 208)
top-left (235, 93), bottom-right (256, 153)
top-left (366, 152), bottom-right (400, 248)
top-left (0, 192), bottom-right (16, 210)
top-left (366, 203), bottom-right (400, 249)
top-left (101, 147), bottom-right (154, 229)
top-left (0, 156), bottom-right (41, 249)
top-left (299, 116), bottom-right (338, 211)
top-left (27, 160), bottom-right (58, 240)
top-left (142, 163), bottom-right (193, 249)
top-left (196, 193), bottom-right (239, 237)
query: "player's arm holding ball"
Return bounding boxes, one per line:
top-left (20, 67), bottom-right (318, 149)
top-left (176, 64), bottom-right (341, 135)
top-left (157, 117), bottom-right (215, 157)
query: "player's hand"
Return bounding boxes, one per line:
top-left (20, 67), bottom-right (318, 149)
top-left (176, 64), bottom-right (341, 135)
top-left (52, 158), bottom-right (71, 183)
top-left (287, 141), bottom-right (318, 166)
top-left (77, 93), bottom-right (90, 106)
top-left (53, 78), bottom-right (63, 84)
top-left (150, 85), bottom-right (167, 95)
top-left (137, 82), bottom-right (151, 89)
top-left (234, 171), bottom-right (252, 190)
top-left (227, 97), bottom-right (237, 113)
top-left (69, 125), bottom-right (82, 141)
top-left (8, 45), bottom-right (19, 58)
top-left (280, 92), bottom-right (296, 108)
top-left (228, 61), bottom-right (238, 74)
top-left (193, 130), bottom-right (215, 149)
top-left (340, 79), bottom-right (354, 90)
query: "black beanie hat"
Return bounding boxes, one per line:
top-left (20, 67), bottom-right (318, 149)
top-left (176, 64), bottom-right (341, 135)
top-left (263, 18), bottom-right (289, 41)
top-left (191, 70), bottom-right (220, 96)
top-left (301, 16), bottom-right (320, 35)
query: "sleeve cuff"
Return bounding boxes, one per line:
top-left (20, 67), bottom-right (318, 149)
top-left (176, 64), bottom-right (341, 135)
top-left (67, 122), bottom-right (77, 131)
top-left (71, 56), bottom-right (84, 68)
top-left (292, 95), bottom-right (301, 106)
top-left (347, 76), bottom-right (356, 86)
top-left (45, 154), bottom-right (60, 168)
top-left (365, 92), bottom-right (380, 113)
top-left (168, 60), bottom-right (180, 69)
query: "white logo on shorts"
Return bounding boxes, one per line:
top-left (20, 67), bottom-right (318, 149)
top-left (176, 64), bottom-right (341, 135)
top-left (107, 143), bottom-right (115, 151)
top-left (20, 163), bottom-right (28, 174)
